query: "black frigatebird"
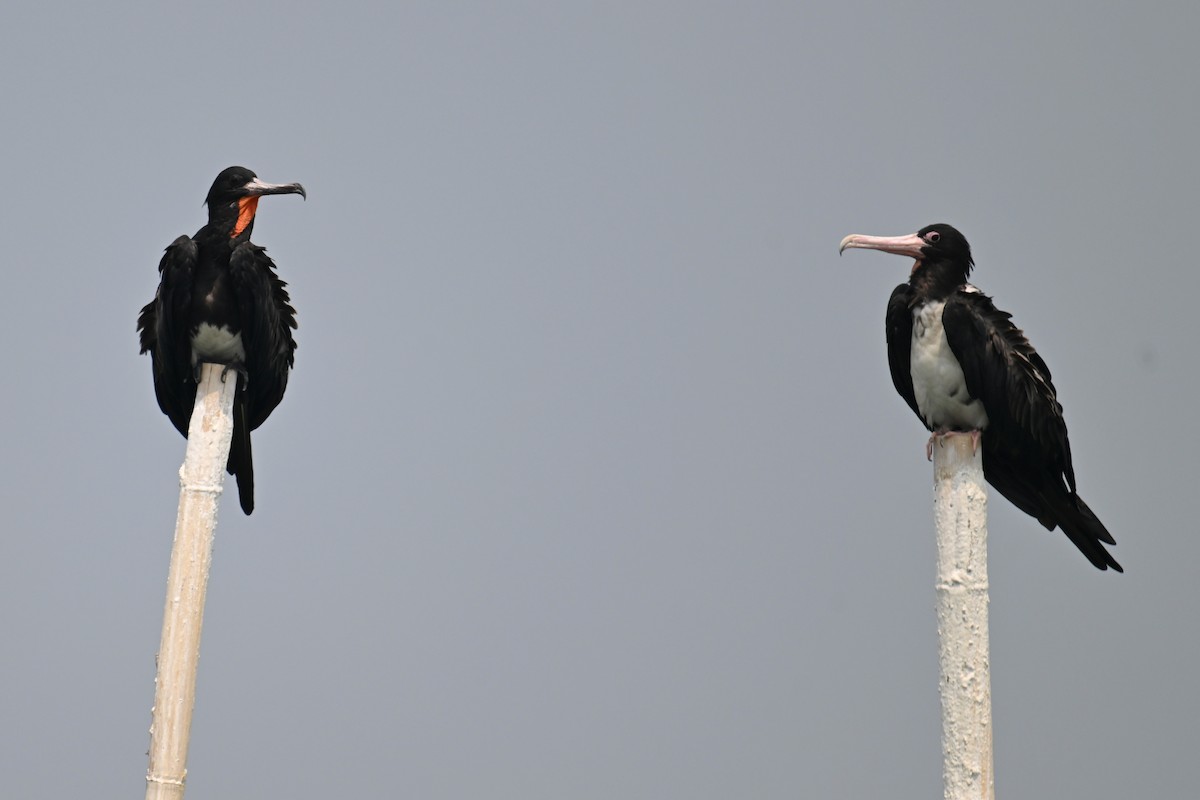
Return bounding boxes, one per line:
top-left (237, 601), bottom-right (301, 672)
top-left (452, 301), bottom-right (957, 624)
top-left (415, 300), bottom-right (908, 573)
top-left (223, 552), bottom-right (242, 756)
top-left (137, 166), bottom-right (305, 515)
top-left (840, 224), bottom-right (1121, 572)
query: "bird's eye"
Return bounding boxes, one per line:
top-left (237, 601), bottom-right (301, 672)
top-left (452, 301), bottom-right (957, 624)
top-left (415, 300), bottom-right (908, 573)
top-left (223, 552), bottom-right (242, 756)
top-left (927, 231), bottom-right (941, 243)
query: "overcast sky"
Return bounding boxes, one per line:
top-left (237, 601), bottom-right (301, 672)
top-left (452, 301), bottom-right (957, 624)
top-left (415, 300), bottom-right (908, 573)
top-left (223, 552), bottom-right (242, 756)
top-left (2, 2), bottom-right (1198, 798)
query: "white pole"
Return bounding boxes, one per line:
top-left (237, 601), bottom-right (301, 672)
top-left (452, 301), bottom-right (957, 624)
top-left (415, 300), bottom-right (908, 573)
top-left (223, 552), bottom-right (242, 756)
top-left (933, 433), bottom-right (994, 800)
top-left (145, 364), bottom-right (238, 800)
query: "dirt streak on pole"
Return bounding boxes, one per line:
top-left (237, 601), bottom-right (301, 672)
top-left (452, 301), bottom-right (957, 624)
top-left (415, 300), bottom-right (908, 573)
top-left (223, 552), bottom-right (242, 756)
top-left (932, 433), bottom-right (994, 800)
top-left (145, 364), bottom-right (237, 800)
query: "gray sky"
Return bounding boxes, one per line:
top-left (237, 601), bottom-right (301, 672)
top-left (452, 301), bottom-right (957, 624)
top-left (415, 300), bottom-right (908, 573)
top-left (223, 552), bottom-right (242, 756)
top-left (1, 2), bottom-right (1196, 798)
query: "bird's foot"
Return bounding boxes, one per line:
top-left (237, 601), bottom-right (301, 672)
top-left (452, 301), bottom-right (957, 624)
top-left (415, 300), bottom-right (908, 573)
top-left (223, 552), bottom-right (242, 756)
top-left (926, 430), bottom-right (982, 460)
top-left (925, 432), bottom-right (943, 461)
top-left (220, 362), bottom-right (250, 386)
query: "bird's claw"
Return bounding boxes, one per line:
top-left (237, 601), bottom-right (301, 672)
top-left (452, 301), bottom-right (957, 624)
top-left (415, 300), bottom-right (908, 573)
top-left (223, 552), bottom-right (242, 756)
top-left (926, 430), bottom-right (982, 460)
top-left (220, 362), bottom-right (249, 386)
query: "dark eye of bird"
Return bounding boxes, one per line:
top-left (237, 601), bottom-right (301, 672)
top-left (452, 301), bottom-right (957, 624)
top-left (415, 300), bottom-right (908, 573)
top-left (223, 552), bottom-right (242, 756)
top-left (927, 231), bottom-right (941, 242)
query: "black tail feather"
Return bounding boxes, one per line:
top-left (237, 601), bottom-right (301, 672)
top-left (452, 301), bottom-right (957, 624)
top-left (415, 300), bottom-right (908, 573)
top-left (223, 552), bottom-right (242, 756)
top-left (1050, 492), bottom-right (1122, 572)
top-left (983, 456), bottom-right (1121, 572)
top-left (227, 392), bottom-right (255, 515)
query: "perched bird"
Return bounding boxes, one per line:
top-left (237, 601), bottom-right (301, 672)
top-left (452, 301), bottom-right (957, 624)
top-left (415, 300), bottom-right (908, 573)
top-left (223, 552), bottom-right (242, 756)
top-left (840, 224), bottom-right (1121, 571)
top-left (138, 166), bottom-right (306, 514)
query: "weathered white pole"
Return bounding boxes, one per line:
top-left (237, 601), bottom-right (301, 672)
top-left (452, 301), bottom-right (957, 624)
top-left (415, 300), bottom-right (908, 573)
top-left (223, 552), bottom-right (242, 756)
top-left (933, 433), bottom-right (994, 800)
top-left (145, 364), bottom-right (237, 800)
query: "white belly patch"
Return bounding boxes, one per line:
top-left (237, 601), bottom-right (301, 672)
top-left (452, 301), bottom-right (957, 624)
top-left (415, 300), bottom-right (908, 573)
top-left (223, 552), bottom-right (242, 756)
top-left (191, 323), bottom-right (245, 365)
top-left (910, 301), bottom-right (989, 430)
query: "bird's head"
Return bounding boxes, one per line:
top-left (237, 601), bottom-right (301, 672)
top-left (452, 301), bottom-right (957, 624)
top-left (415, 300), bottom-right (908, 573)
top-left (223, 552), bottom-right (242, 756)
top-left (205, 166), bottom-right (306, 239)
top-left (840, 223), bottom-right (974, 294)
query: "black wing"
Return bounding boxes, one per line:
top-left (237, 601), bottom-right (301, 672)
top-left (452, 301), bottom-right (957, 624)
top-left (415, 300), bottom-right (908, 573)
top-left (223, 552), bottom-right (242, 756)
top-left (941, 289), bottom-right (1074, 492)
top-left (137, 236), bottom-right (199, 436)
top-left (941, 289), bottom-right (1120, 571)
top-left (228, 243), bottom-right (298, 430)
top-left (884, 284), bottom-right (923, 425)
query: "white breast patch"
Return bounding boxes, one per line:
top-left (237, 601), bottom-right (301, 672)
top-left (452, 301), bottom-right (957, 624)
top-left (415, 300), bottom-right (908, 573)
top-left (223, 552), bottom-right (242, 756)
top-left (191, 323), bottom-right (245, 366)
top-left (910, 301), bottom-right (989, 431)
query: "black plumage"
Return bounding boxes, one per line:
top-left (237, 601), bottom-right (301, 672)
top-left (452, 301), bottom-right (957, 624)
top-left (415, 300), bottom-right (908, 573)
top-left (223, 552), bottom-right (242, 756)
top-left (138, 167), bottom-right (305, 514)
top-left (841, 224), bottom-right (1121, 572)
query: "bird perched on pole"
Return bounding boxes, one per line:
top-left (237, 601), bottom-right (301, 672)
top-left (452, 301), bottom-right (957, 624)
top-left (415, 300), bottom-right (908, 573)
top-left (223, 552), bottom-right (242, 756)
top-left (840, 224), bottom-right (1122, 571)
top-left (138, 166), bottom-right (306, 515)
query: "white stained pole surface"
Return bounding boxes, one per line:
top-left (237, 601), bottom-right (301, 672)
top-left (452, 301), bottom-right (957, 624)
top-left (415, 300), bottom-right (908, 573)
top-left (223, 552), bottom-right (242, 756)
top-left (933, 433), bottom-right (994, 800)
top-left (146, 364), bottom-right (238, 800)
